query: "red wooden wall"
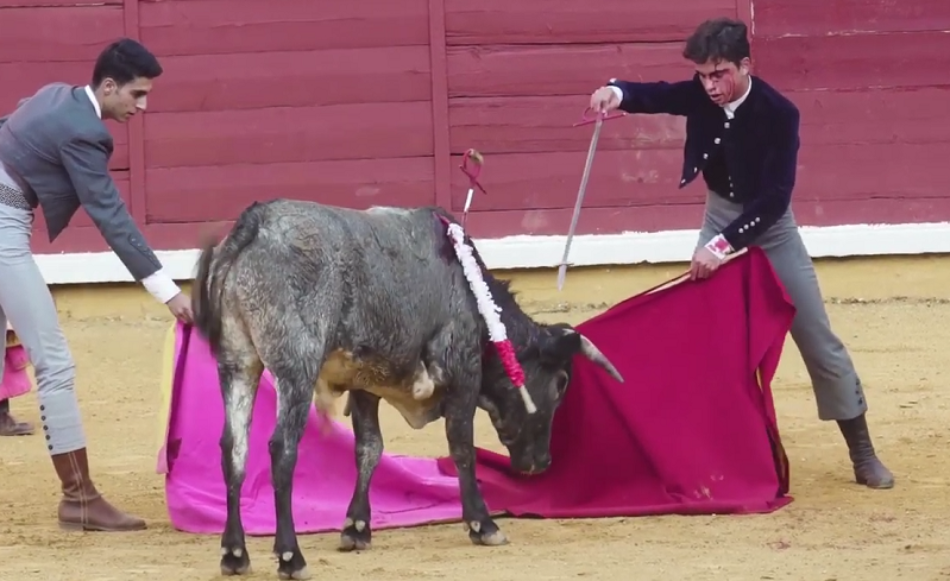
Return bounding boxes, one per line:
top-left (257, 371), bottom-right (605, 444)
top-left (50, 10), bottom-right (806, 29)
top-left (1, 0), bottom-right (946, 256)
top-left (753, 0), bottom-right (950, 227)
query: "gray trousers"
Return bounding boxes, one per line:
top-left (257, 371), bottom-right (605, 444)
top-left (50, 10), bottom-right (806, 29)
top-left (696, 191), bottom-right (867, 421)
top-left (0, 202), bottom-right (85, 454)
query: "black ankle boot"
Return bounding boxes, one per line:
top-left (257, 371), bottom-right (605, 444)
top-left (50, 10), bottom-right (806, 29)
top-left (837, 413), bottom-right (894, 489)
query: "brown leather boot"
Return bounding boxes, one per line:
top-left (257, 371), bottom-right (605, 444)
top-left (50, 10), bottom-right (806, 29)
top-left (837, 413), bottom-right (895, 489)
top-left (50, 448), bottom-right (147, 532)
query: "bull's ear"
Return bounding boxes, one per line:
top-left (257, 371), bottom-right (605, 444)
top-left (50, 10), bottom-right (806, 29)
top-left (539, 328), bottom-right (582, 364)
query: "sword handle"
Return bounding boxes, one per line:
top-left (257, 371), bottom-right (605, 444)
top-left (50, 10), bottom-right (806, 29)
top-left (573, 106), bottom-right (626, 127)
top-left (459, 149), bottom-right (487, 195)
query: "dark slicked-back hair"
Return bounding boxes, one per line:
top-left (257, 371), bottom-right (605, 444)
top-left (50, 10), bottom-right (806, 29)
top-left (91, 38), bottom-right (163, 88)
top-left (682, 18), bottom-right (751, 66)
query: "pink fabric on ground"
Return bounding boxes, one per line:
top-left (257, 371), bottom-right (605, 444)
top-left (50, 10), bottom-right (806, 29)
top-left (159, 247), bottom-right (795, 535)
top-left (1, 344), bottom-right (32, 401)
top-left (160, 324), bottom-right (463, 535)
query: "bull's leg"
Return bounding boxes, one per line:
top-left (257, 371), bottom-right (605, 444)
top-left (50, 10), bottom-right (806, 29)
top-left (444, 381), bottom-right (508, 547)
top-left (218, 349), bottom-right (264, 576)
top-left (269, 369), bottom-right (315, 581)
top-left (339, 390), bottom-right (382, 551)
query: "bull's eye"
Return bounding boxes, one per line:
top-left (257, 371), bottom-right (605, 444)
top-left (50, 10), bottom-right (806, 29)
top-left (552, 370), bottom-right (569, 396)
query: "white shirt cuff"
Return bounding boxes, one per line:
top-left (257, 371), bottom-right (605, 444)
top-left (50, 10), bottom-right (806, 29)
top-left (142, 269), bottom-right (181, 304)
top-left (608, 85), bottom-right (623, 102)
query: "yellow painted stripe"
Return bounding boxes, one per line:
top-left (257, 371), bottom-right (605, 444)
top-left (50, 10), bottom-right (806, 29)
top-left (155, 322), bottom-right (179, 459)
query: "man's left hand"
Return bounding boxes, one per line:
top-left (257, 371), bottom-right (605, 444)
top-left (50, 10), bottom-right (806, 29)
top-left (166, 292), bottom-right (194, 324)
top-left (689, 246), bottom-right (724, 281)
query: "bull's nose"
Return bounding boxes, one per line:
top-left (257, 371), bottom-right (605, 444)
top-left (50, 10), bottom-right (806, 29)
top-left (536, 454), bottom-right (551, 470)
top-left (522, 459), bottom-right (551, 475)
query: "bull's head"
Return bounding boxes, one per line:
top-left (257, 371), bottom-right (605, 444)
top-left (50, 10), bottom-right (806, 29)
top-left (478, 323), bottom-right (623, 475)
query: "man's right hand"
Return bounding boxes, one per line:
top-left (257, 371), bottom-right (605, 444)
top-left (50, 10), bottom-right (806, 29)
top-left (166, 292), bottom-right (194, 324)
top-left (590, 86), bottom-right (622, 113)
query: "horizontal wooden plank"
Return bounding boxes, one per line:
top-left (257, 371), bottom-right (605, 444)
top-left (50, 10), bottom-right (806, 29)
top-left (755, 32), bottom-right (950, 91)
top-left (450, 86), bottom-right (950, 155)
top-left (35, 195), bottom-right (950, 256)
top-left (790, 87), bottom-right (950, 147)
top-left (145, 158), bottom-right (435, 223)
top-left (0, 62), bottom-right (90, 104)
top-left (140, 0), bottom-right (428, 56)
top-left (447, 43), bottom-right (689, 98)
top-left (455, 198), bottom-right (950, 238)
top-left (151, 47), bottom-right (431, 112)
top-left (0, 0), bottom-right (119, 5)
top-left (0, 6), bottom-right (123, 63)
top-left (144, 102), bottom-right (433, 168)
top-left (754, 0), bottom-right (950, 37)
top-left (444, 0), bottom-right (733, 45)
top-left (450, 95), bottom-right (685, 154)
top-left (447, 139), bottom-right (950, 213)
top-left (32, 171), bottom-right (131, 232)
top-left (795, 142), bottom-right (950, 202)
top-left (789, 198), bottom-right (950, 228)
top-left (34, 207), bottom-right (709, 255)
top-left (449, 150), bottom-right (690, 212)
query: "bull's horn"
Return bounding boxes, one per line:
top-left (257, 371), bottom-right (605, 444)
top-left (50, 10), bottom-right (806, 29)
top-left (578, 334), bottom-right (624, 383)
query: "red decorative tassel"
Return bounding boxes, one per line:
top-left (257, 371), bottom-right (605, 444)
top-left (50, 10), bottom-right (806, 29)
top-left (495, 339), bottom-right (535, 413)
top-left (495, 340), bottom-right (524, 386)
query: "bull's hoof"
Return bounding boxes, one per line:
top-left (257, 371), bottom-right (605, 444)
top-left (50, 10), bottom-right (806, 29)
top-left (339, 517), bottom-right (372, 551)
top-left (275, 548), bottom-right (310, 580)
top-left (219, 545), bottom-right (251, 576)
top-left (465, 518), bottom-right (508, 546)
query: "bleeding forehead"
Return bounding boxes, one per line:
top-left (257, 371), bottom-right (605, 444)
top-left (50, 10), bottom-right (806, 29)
top-left (695, 59), bottom-right (737, 77)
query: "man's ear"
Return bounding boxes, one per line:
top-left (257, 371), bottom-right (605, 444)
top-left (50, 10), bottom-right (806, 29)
top-left (739, 56), bottom-right (752, 76)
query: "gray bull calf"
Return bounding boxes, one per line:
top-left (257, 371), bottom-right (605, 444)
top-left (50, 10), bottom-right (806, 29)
top-left (191, 199), bottom-right (624, 580)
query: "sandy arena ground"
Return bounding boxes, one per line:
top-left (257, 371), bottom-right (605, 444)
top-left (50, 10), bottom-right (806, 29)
top-left (1, 258), bottom-right (949, 580)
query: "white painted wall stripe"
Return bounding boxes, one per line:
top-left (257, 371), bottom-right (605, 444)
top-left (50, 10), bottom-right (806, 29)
top-left (33, 222), bottom-right (950, 286)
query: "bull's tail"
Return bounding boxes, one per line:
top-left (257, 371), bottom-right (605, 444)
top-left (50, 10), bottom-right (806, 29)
top-left (191, 201), bottom-right (267, 354)
top-left (190, 233), bottom-right (222, 348)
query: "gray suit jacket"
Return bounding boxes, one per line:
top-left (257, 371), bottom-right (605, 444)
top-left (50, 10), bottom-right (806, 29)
top-left (0, 83), bottom-right (162, 280)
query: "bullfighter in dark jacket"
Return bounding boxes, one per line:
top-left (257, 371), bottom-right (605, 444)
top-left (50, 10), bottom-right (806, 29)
top-left (0, 39), bottom-right (194, 531)
top-left (589, 18), bottom-right (894, 489)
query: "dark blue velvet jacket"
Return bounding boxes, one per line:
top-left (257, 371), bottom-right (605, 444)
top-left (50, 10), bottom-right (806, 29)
top-left (607, 74), bottom-right (800, 252)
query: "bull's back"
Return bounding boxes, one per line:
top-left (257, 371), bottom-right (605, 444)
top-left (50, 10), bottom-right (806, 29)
top-left (259, 200), bottom-right (459, 298)
top-left (243, 199), bottom-right (472, 344)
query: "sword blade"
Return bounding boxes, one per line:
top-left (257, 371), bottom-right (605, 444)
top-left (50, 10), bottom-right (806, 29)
top-left (463, 187), bottom-right (475, 212)
top-left (557, 117), bottom-right (604, 290)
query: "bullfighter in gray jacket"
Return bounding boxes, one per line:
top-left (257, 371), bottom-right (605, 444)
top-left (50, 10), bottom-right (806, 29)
top-left (0, 38), bottom-right (193, 531)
